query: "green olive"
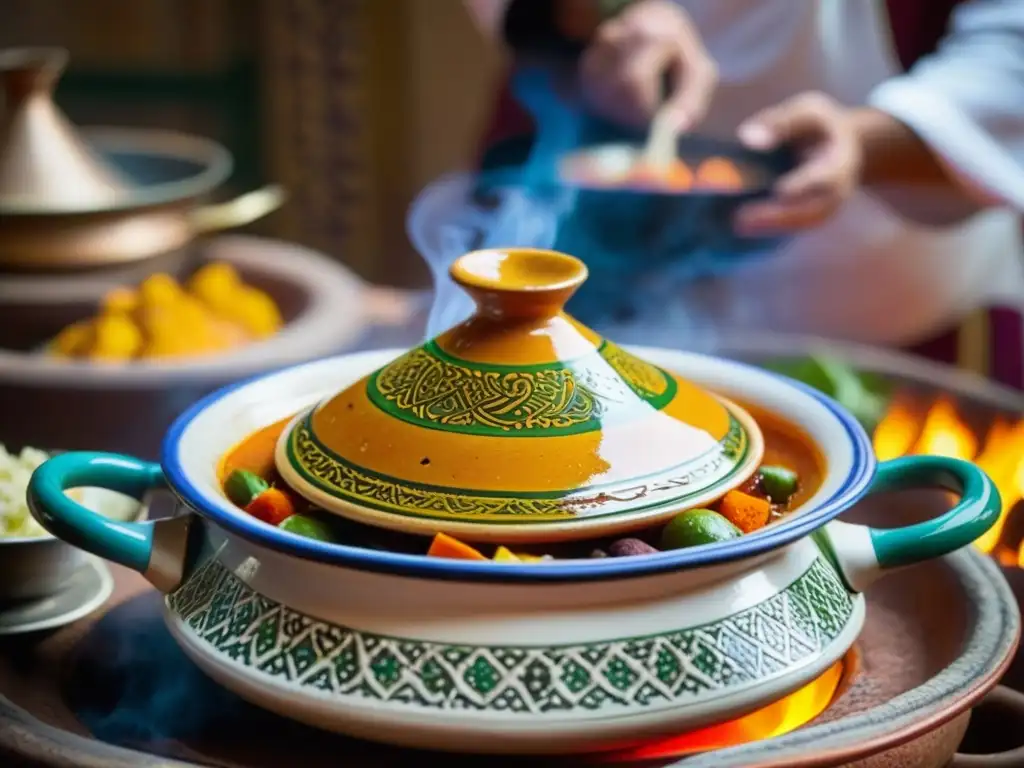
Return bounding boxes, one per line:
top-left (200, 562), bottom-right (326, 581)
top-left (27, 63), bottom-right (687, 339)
top-left (660, 508), bottom-right (742, 550)
top-left (760, 465), bottom-right (799, 503)
top-left (278, 514), bottom-right (337, 543)
top-left (224, 469), bottom-right (269, 508)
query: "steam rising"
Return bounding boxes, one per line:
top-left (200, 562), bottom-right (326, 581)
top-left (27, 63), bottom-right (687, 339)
top-left (71, 591), bottom-right (238, 745)
top-left (408, 67), bottom-right (732, 351)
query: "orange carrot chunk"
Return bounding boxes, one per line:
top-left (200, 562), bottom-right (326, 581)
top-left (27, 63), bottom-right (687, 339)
top-left (718, 490), bottom-right (771, 534)
top-left (694, 157), bottom-right (744, 191)
top-left (245, 487), bottom-right (296, 526)
top-left (427, 532), bottom-right (488, 561)
top-left (663, 159), bottom-right (694, 191)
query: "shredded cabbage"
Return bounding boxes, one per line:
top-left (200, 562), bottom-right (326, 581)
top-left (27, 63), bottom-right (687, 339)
top-left (0, 444), bottom-right (52, 538)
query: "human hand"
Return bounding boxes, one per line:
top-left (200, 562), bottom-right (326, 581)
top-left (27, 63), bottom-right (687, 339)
top-left (578, 0), bottom-right (717, 131)
top-left (735, 92), bottom-right (863, 236)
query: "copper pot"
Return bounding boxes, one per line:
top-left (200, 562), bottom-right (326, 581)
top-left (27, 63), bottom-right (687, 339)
top-left (0, 47), bottom-right (283, 270)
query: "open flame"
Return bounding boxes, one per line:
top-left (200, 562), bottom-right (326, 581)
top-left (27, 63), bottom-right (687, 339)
top-left (608, 390), bottom-right (1023, 761)
top-left (599, 661), bottom-right (845, 762)
top-left (872, 395), bottom-right (1024, 564)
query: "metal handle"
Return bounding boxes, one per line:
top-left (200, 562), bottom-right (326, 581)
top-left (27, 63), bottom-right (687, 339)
top-left (189, 184), bottom-right (287, 233)
top-left (363, 287), bottom-right (422, 328)
top-left (949, 686), bottom-right (1024, 767)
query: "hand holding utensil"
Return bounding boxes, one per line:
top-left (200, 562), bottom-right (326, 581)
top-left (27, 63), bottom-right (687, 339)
top-left (579, 0), bottom-right (717, 130)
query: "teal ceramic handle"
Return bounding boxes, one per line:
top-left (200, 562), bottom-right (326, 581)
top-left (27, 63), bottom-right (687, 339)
top-left (869, 455), bottom-right (1000, 568)
top-left (822, 455), bottom-right (1001, 592)
top-left (27, 451), bottom-right (166, 573)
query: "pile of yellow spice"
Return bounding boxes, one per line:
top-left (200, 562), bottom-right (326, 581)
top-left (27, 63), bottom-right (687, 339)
top-left (51, 262), bottom-right (283, 362)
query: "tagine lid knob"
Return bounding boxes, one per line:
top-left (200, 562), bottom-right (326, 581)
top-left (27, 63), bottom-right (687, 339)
top-left (0, 47), bottom-right (131, 214)
top-left (276, 248), bottom-right (764, 543)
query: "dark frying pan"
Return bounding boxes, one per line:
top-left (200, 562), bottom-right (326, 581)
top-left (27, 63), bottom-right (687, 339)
top-left (472, 132), bottom-right (796, 322)
top-left (477, 132), bottom-right (795, 264)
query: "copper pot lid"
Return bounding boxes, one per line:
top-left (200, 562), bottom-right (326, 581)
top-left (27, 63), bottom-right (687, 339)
top-left (0, 47), bottom-right (231, 216)
top-left (275, 248), bottom-right (765, 543)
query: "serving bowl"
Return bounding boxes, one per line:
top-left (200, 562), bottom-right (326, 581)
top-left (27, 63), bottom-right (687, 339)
top-left (24, 249), bottom-right (1000, 753)
top-left (1, 487), bottom-right (144, 603)
top-left (0, 236), bottom-right (378, 458)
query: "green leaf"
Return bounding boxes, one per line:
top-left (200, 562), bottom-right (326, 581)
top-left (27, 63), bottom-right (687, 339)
top-left (761, 356), bottom-right (891, 432)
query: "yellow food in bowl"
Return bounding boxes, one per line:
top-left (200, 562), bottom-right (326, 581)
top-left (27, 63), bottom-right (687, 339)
top-left (50, 262), bottom-right (283, 362)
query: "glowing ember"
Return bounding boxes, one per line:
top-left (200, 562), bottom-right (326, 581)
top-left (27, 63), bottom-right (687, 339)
top-left (872, 396), bottom-right (1024, 563)
top-left (598, 661), bottom-right (844, 762)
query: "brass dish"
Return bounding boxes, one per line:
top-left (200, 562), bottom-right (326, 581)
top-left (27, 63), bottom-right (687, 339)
top-left (0, 47), bottom-right (282, 270)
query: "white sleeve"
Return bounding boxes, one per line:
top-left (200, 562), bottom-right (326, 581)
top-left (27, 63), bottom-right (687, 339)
top-left (868, 0), bottom-right (1024, 211)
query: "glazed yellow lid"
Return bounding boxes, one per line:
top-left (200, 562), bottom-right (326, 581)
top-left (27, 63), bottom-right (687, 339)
top-left (275, 249), bottom-right (764, 542)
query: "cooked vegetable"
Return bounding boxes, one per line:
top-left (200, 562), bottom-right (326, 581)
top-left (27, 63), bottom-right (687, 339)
top-left (515, 553), bottom-right (551, 563)
top-left (1, 445), bottom-right (56, 538)
top-left (694, 156), bottom-right (744, 190)
top-left (50, 262), bottom-right (283, 362)
top-left (718, 490), bottom-right (772, 534)
top-left (493, 546), bottom-right (521, 563)
top-left (224, 469), bottom-right (270, 509)
top-left (279, 514), bottom-right (336, 542)
top-left (0, 445), bottom-right (137, 539)
top-left (90, 313), bottom-right (144, 361)
top-left (765, 356), bottom-right (890, 432)
top-left (563, 154), bottom-right (748, 193)
top-left (191, 263), bottom-right (282, 339)
top-left (664, 161), bottom-right (694, 189)
top-left (608, 538), bottom-right (659, 557)
top-left (245, 487), bottom-right (296, 526)
top-left (427, 532), bottom-right (488, 561)
top-left (660, 508), bottom-right (742, 550)
top-left (760, 465), bottom-right (799, 504)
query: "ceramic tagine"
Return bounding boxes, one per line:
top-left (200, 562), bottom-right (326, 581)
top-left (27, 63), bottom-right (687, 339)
top-left (276, 248), bottom-right (763, 542)
top-left (26, 248), bottom-right (1001, 754)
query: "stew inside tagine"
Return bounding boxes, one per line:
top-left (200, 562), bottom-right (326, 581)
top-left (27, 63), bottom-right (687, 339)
top-left (218, 403), bottom-right (825, 562)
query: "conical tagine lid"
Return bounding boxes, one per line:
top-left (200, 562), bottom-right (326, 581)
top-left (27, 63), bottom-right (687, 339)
top-left (276, 249), bottom-right (764, 543)
top-left (0, 48), bottom-right (130, 213)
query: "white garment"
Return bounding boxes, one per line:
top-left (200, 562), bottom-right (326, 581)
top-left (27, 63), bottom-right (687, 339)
top-left (664, 0), bottom-right (1024, 345)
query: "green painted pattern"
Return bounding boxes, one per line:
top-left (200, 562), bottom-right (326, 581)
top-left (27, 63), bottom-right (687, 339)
top-left (167, 557), bottom-right (853, 713)
top-left (286, 413), bottom-right (749, 523)
top-left (366, 341), bottom-right (678, 438)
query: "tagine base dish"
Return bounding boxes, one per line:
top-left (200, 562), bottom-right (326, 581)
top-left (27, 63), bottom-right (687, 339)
top-left (0, 491), bottom-right (1016, 768)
